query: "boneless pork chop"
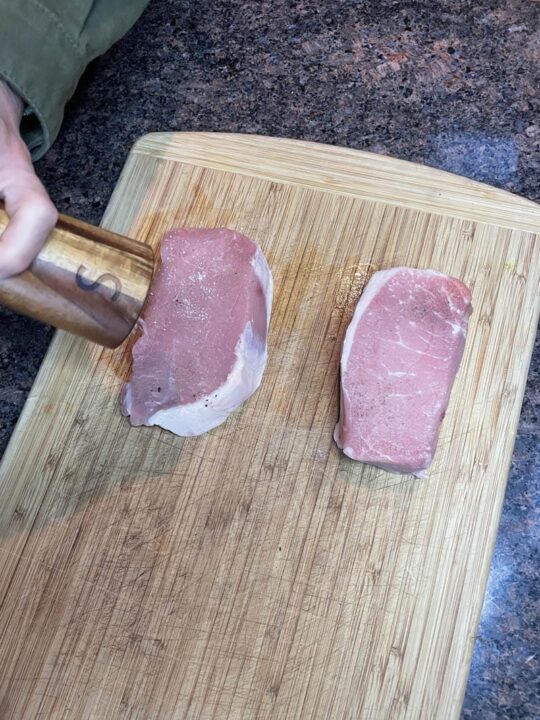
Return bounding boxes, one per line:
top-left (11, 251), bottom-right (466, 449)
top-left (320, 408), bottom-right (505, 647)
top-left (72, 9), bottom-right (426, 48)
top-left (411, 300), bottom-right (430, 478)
top-left (122, 228), bottom-right (273, 436)
top-left (334, 267), bottom-right (472, 476)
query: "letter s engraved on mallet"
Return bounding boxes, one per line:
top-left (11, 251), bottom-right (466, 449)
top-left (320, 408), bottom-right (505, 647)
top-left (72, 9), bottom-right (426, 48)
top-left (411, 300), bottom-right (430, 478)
top-left (76, 265), bottom-right (122, 302)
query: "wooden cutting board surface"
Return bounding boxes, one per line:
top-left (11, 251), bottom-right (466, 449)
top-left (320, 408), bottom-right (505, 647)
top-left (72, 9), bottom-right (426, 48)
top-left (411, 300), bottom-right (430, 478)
top-left (0, 133), bottom-right (539, 720)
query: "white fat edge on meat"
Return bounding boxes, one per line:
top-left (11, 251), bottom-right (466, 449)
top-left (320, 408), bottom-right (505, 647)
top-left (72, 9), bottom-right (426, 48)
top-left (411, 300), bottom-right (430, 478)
top-left (122, 383), bottom-right (132, 415)
top-left (333, 382), bottom-right (349, 449)
top-left (146, 243), bottom-right (273, 437)
top-left (333, 423), bottom-right (344, 449)
top-left (251, 245), bottom-right (274, 330)
top-left (147, 321), bottom-right (268, 436)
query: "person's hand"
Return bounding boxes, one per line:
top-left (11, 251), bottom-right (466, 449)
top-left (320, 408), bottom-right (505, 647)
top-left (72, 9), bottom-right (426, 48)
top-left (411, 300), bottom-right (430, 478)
top-left (0, 81), bottom-right (57, 279)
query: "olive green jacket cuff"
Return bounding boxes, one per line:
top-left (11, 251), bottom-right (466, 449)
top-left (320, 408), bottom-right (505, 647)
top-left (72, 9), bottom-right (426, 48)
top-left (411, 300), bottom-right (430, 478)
top-left (0, 0), bottom-right (149, 161)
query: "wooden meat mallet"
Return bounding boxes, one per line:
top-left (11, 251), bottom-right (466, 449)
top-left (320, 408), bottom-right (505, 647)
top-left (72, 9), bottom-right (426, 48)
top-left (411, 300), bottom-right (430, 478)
top-left (0, 206), bottom-right (154, 348)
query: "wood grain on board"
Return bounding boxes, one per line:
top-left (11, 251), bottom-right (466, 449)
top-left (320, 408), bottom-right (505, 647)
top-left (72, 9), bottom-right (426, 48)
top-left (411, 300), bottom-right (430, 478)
top-left (0, 133), bottom-right (538, 719)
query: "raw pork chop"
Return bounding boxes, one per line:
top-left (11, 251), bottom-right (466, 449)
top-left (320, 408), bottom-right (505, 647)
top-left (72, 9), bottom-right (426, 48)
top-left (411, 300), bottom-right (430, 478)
top-left (122, 228), bottom-right (273, 436)
top-left (334, 267), bottom-right (472, 476)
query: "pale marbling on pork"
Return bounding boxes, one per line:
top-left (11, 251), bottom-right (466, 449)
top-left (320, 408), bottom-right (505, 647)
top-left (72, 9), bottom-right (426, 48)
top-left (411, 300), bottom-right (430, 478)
top-left (334, 267), bottom-right (472, 477)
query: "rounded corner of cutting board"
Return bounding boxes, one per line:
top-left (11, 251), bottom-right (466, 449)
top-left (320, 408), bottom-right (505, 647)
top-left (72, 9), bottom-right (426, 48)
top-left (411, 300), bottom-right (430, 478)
top-left (129, 131), bottom-right (540, 232)
top-left (130, 131), bottom-right (172, 156)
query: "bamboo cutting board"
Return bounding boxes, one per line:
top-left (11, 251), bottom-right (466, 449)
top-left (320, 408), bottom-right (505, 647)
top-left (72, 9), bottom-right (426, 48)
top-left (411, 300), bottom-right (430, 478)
top-left (0, 133), bottom-right (539, 720)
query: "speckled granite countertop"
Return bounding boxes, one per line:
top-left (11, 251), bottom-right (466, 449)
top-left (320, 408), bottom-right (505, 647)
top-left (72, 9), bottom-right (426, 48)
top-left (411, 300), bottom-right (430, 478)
top-left (1, 1), bottom-right (538, 716)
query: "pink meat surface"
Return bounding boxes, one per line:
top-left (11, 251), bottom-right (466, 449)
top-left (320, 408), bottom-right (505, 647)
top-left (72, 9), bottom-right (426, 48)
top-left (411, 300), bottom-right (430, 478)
top-left (122, 228), bottom-right (273, 436)
top-left (334, 267), bottom-right (472, 476)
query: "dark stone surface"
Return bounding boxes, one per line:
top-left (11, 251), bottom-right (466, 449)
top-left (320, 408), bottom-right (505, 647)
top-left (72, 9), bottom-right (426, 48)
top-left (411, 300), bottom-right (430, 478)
top-left (1, 0), bottom-right (538, 716)
top-left (461, 335), bottom-right (539, 720)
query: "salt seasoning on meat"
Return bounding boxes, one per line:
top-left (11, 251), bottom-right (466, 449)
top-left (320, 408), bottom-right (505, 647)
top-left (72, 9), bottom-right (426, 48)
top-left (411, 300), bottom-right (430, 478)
top-left (122, 228), bottom-right (273, 436)
top-left (334, 267), bottom-right (472, 477)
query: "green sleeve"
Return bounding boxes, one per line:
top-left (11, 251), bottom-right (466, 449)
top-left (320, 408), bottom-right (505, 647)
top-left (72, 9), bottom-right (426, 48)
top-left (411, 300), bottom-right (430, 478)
top-left (0, 0), bottom-right (150, 160)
